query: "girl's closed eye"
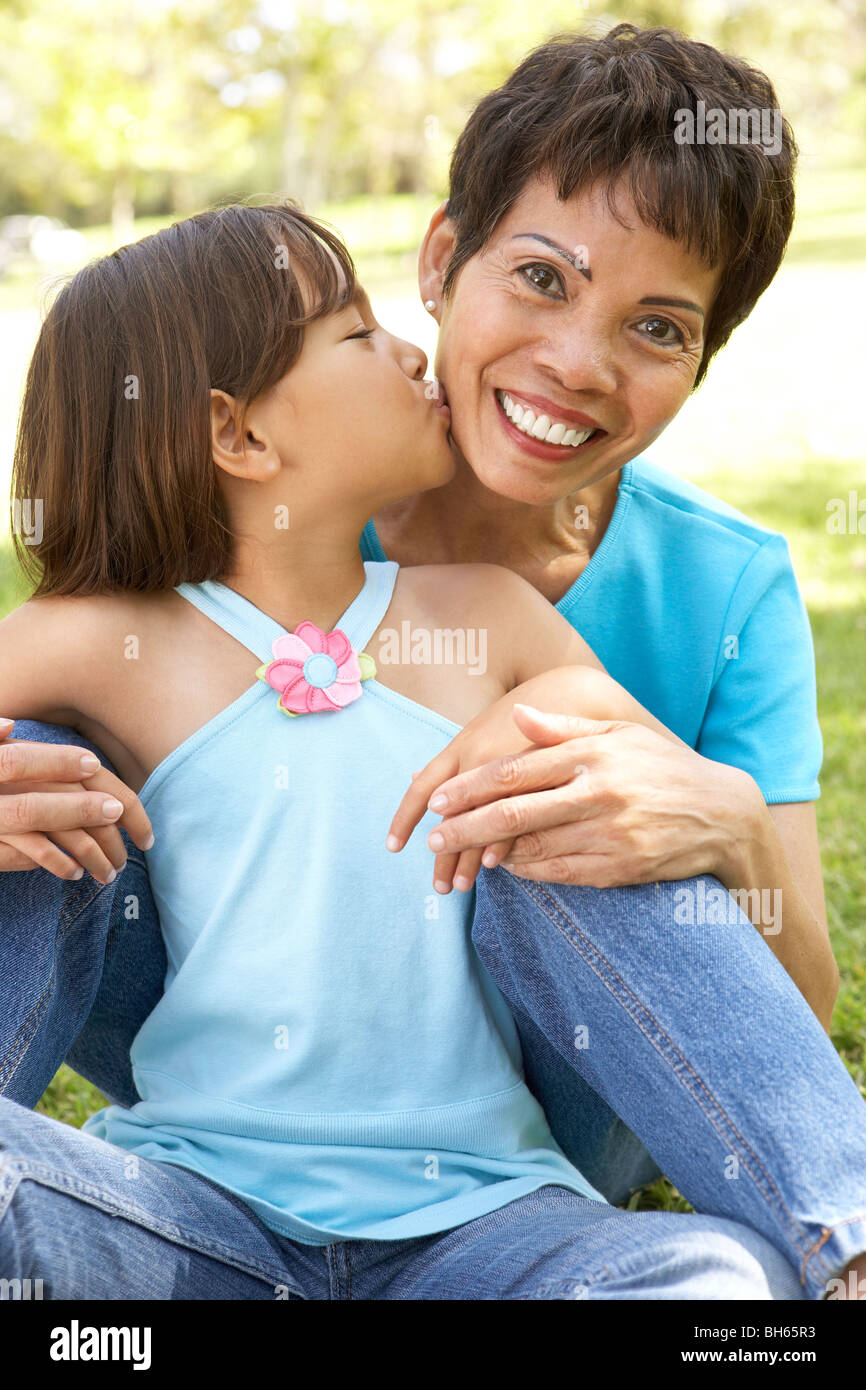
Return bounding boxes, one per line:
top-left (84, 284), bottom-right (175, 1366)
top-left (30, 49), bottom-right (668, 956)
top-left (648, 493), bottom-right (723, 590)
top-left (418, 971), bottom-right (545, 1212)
top-left (347, 326), bottom-right (376, 340)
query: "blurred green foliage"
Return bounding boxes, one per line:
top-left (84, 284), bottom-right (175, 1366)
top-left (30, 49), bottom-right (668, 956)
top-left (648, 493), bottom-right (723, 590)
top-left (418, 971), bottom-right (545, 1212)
top-left (0, 0), bottom-right (863, 230)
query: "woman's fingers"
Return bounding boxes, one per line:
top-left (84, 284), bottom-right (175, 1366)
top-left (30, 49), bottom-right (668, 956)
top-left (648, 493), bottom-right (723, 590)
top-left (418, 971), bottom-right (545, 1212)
top-left (424, 771), bottom-right (599, 857)
top-left (49, 828), bottom-right (123, 883)
top-left (423, 737), bottom-right (602, 822)
top-left (0, 832), bottom-right (86, 880)
top-left (0, 736), bottom-right (104, 785)
top-left (0, 787), bottom-right (127, 837)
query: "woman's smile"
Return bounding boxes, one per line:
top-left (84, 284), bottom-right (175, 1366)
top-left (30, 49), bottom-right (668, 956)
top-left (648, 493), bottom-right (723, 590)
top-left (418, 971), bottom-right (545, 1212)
top-left (493, 387), bottom-right (606, 457)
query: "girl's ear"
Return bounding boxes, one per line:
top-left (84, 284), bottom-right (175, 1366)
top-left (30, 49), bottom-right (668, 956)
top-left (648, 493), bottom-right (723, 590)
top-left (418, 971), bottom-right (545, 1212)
top-left (209, 389), bottom-right (280, 481)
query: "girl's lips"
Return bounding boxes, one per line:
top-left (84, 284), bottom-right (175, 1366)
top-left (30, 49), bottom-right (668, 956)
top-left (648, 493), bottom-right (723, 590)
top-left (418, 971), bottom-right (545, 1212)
top-left (426, 378), bottom-right (451, 416)
top-left (493, 389), bottom-right (604, 457)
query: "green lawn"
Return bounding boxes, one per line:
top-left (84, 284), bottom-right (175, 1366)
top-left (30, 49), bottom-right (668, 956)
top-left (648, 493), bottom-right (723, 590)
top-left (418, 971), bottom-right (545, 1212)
top-left (1, 167), bottom-right (864, 1214)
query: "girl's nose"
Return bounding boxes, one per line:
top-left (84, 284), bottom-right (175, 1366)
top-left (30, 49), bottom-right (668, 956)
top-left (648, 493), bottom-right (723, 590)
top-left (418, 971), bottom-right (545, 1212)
top-left (392, 334), bottom-right (427, 380)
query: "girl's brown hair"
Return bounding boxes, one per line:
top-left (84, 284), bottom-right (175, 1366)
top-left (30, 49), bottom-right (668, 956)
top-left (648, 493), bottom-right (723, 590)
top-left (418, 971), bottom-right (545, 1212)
top-left (12, 202), bottom-right (357, 595)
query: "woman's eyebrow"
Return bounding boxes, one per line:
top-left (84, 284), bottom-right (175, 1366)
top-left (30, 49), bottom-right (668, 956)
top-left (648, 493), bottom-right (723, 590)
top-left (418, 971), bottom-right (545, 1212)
top-left (639, 296), bottom-right (704, 318)
top-left (508, 233), bottom-right (591, 279)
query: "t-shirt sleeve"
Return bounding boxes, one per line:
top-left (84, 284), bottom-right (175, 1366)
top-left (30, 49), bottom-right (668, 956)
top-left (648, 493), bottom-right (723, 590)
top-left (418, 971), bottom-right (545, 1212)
top-left (696, 532), bottom-right (822, 803)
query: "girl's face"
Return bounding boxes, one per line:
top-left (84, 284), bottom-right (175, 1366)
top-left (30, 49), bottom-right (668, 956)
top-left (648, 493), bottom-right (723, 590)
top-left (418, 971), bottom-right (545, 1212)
top-left (245, 280), bottom-right (455, 518)
top-left (423, 174), bottom-right (722, 506)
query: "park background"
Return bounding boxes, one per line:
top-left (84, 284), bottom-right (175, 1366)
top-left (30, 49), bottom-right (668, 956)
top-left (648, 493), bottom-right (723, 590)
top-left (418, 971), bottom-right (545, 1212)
top-left (0, 0), bottom-right (863, 1214)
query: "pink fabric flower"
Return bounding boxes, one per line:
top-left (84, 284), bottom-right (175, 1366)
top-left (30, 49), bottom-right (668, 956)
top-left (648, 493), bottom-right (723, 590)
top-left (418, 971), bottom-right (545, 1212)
top-left (256, 620), bottom-right (374, 716)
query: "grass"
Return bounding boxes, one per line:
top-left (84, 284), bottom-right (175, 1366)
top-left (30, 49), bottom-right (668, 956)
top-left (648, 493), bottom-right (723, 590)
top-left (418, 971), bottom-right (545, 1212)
top-left (3, 165), bottom-right (865, 1214)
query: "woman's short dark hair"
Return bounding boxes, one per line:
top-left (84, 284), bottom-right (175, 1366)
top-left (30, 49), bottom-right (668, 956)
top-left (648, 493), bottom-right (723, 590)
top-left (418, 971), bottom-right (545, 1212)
top-left (443, 22), bottom-right (797, 386)
top-left (12, 203), bottom-right (357, 595)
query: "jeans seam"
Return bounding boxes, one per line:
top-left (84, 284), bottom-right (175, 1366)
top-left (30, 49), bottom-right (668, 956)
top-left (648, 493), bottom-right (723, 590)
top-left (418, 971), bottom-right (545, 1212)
top-left (57, 877), bottom-right (114, 945)
top-left (801, 1210), bottom-right (866, 1288)
top-left (325, 1243), bottom-right (341, 1299)
top-left (0, 1155), bottom-right (302, 1295)
top-left (511, 877), bottom-right (814, 1276)
top-left (0, 990), bottom-right (51, 1090)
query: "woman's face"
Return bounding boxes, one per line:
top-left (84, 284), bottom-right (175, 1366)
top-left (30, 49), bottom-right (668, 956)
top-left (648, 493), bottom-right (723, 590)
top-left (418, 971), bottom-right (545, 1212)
top-left (423, 172), bottom-right (722, 505)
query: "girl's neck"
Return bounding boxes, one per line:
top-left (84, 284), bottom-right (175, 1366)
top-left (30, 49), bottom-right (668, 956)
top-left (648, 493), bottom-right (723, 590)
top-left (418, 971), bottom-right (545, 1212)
top-left (217, 531), bottom-right (369, 637)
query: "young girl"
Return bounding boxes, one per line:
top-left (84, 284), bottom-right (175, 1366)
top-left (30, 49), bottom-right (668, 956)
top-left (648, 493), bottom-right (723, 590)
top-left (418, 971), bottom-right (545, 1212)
top-left (0, 203), bottom-right (802, 1285)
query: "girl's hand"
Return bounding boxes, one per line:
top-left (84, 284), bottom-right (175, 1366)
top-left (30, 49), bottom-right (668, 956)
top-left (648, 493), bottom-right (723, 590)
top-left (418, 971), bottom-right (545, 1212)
top-left (387, 668), bottom-right (620, 893)
top-left (388, 700), bottom-right (760, 894)
top-left (0, 719), bottom-right (153, 882)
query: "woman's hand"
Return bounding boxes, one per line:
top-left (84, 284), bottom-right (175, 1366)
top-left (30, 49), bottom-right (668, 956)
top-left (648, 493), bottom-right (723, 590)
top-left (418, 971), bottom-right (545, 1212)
top-left (0, 717), bottom-right (154, 882)
top-left (388, 695), bottom-right (763, 895)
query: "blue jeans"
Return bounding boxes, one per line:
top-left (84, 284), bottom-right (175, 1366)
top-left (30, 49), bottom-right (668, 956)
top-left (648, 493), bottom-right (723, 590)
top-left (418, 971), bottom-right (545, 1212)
top-left (2, 720), bottom-right (866, 1299)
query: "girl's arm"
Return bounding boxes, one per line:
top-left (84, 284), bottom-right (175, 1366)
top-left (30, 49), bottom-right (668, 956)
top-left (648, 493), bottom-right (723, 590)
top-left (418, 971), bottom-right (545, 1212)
top-left (0, 602), bottom-right (153, 881)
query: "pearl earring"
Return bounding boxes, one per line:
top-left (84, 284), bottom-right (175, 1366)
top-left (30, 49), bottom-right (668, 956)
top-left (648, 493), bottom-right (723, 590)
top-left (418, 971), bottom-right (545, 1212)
top-left (424, 299), bottom-right (436, 312)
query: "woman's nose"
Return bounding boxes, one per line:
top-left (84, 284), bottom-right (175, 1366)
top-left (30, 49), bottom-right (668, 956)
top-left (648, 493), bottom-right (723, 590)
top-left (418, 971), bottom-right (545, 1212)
top-left (536, 321), bottom-right (618, 395)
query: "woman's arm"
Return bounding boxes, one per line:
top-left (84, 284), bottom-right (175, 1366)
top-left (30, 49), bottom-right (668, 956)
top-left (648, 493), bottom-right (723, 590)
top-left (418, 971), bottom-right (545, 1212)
top-left (387, 568), bottom-right (838, 1030)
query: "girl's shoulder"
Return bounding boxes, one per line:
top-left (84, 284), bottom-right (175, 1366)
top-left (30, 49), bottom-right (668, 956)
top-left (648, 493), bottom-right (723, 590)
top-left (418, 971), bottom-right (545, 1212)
top-left (4, 588), bottom-right (185, 702)
top-left (393, 561), bottom-right (538, 622)
top-left (11, 588), bottom-right (174, 648)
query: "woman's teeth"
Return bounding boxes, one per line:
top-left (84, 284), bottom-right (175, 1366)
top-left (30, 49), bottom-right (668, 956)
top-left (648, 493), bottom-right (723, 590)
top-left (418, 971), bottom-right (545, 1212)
top-left (496, 390), bottom-right (595, 447)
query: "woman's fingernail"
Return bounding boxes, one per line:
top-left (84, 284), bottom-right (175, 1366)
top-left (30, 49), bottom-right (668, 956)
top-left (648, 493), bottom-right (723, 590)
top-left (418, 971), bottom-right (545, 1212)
top-left (428, 793), bottom-right (448, 811)
top-left (502, 861), bottom-right (515, 871)
top-left (428, 831), bottom-right (445, 851)
top-left (72, 867), bottom-right (84, 880)
top-left (104, 868), bottom-right (117, 884)
top-left (454, 875), bottom-right (472, 892)
top-left (142, 832), bottom-right (155, 850)
top-left (79, 754), bottom-right (100, 772)
top-left (481, 851), bottom-right (498, 867)
top-left (433, 880), bottom-right (451, 894)
top-left (386, 834), bottom-right (401, 851)
top-left (102, 798), bottom-right (124, 818)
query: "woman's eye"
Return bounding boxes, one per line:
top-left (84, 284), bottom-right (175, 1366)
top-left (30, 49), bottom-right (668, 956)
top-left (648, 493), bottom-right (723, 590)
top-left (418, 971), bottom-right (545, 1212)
top-left (636, 316), bottom-right (686, 347)
top-left (517, 263), bottom-right (565, 298)
top-left (348, 326), bottom-right (376, 340)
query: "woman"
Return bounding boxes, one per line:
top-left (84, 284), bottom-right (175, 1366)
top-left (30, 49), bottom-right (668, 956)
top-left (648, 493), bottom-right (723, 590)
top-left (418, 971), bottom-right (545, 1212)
top-left (2, 23), bottom-right (864, 1298)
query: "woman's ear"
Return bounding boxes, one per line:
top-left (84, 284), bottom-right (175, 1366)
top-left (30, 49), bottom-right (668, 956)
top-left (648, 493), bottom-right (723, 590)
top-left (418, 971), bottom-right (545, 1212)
top-left (418, 201), bottom-right (453, 313)
top-left (209, 389), bottom-right (281, 482)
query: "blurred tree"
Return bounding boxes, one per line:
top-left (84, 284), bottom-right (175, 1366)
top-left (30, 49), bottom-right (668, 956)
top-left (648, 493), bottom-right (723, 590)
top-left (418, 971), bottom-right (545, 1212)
top-left (0, 0), bottom-right (861, 225)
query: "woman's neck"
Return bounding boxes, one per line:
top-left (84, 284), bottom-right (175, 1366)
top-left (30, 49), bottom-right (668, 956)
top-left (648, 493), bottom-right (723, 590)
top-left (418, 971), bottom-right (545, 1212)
top-left (372, 455), bottom-right (623, 605)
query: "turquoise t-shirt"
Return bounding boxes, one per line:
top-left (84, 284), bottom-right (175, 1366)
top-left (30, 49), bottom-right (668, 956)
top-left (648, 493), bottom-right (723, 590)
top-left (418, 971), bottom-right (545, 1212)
top-left (360, 456), bottom-right (822, 804)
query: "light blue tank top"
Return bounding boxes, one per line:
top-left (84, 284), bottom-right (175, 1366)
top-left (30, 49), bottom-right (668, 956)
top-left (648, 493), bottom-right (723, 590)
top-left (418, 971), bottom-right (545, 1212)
top-left (83, 560), bottom-right (606, 1243)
